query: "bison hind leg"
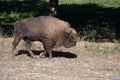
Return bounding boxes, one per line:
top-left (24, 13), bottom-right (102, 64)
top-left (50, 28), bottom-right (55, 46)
top-left (12, 36), bottom-right (22, 58)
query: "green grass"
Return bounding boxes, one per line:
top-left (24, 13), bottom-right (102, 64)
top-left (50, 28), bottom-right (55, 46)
top-left (84, 42), bottom-right (120, 54)
top-left (59, 0), bottom-right (120, 8)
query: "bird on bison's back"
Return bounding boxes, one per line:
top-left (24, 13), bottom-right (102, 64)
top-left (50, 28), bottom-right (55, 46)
top-left (12, 16), bottom-right (77, 59)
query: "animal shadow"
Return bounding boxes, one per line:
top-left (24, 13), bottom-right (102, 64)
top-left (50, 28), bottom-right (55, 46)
top-left (16, 50), bottom-right (77, 58)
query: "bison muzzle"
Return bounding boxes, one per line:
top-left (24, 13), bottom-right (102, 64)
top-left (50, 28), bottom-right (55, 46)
top-left (12, 16), bottom-right (77, 59)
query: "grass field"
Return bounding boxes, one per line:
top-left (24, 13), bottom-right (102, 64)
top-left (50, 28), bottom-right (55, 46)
top-left (0, 37), bottom-right (120, 80)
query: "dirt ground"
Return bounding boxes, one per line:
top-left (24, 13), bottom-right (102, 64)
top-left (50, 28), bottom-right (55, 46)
top-left (0, 38), bottom-right (120, 80)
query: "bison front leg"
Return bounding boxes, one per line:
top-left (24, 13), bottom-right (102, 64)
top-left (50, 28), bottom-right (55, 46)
top-left (46, 49), bottom-right (53, 59)
top-left (48, 50), bottom-right (52, 59)
top-left (43, 41), bottom-right (55, 59)
top-left (24, 39), bottom-right (37, 59)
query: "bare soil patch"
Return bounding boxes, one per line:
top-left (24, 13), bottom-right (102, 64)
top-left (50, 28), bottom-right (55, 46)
top-left (0, 38), bottom-right (120, 80)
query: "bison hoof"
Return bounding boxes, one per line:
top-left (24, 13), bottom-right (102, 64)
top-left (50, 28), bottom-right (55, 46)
top-left (39, 52), bottom-right (46, 58)
top-left (31, 55), bottom-right (39, 59)
top-left (39, 55), bottom-right (45, 58)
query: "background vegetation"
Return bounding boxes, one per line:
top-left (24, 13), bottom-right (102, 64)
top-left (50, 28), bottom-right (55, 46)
top-left (0, 0), bottom-right (49, 37)
top-left (58, 0), bottom-right (120, 42)
top-left (0, 0), bottom-right (120, 42)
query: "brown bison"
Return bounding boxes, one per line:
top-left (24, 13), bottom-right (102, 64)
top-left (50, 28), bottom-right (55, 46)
top-left (12, 16), bottom-right (77, 59)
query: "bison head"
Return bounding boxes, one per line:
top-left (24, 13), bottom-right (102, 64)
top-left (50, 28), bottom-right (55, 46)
top-left (63, 28), bottom-right (77, 48)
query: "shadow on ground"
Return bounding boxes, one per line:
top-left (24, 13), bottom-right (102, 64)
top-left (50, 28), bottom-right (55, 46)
top-left (16, 50), bottom-right (77, 58)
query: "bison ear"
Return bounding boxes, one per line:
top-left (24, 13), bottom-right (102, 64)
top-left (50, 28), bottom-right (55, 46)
top-left (64, 28), bottom-right (72, 37)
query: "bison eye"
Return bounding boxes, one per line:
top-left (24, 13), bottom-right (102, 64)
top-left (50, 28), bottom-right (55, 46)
top-left (70, 36), bottom-right (74, 39)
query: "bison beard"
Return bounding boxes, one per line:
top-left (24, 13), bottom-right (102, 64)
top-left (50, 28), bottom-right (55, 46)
top-left (12, 16), bottom-right (77, 59)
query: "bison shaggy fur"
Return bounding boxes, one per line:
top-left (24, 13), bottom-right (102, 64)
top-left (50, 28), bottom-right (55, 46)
top-left (12, 16), bottom-right (77, 59)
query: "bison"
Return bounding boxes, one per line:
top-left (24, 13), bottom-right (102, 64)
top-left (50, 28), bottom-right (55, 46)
top-left (12, 16), bottom-right (77, 59)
